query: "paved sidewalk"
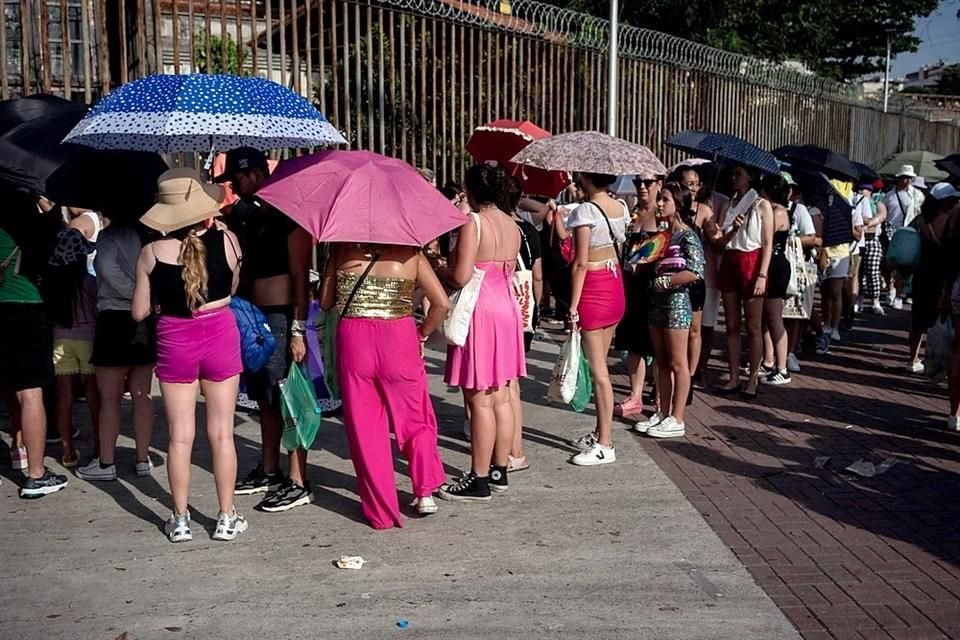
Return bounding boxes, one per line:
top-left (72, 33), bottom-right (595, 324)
top-left (1, 334), bottom-right (795, 640)
top-left (628, 308), bottom-right (960, 640)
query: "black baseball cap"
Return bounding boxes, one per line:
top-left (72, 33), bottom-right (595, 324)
top-left (212, 147), bottom-right (269, 183)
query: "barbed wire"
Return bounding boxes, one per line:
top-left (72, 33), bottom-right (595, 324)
top-left (373, 0), bottom-right (884, 108)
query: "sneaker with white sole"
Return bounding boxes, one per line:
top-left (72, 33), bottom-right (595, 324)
top-left (633, 413), bottom-right (664, 434)
top-left (887, 292), bottom-right (897, 307)
top-left (761, 369), bottom-right (792, 386)
top-left (647, 416), bottom-right (686, 439)
top-left (164, 511), bottom-right (192, 543)
top-left (212, 511), bottom-right (248, 541)
top-left (571, 431), bottom-right (598, 450)
top-left (258, 480), bottom-right (314, 513)
top-left (19, 468), bottom-right (68, 499)
top-left (872, 301), bottom-right (885, 316)
top-left (947, 416), bottom-right (960, 432)
top-left (438, 472), bottom-right (491, 503)
top-left (571, 442), bottom-right (615, 466)
top-left (135, 458), bottom-right (154, 477)
top-left (76, 458), bottom-right (118, 482)
top-left (893, 298), bottom-right (903, 310)
top-left (830, 327), bottom-right (841, 342)
top-left (907, 360), bottom-right (924, 374)
top-left (787, 353), bottom-right (801, 373)
top-left (410, 495), bottom-right (438, 515)
top-left (816, 334), bottom-right (831, 355)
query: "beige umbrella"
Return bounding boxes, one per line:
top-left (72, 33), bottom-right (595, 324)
top-left (510, 130), bottom-right (667, 177)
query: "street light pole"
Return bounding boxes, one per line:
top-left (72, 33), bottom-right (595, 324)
top-left (883, 31), bottom-right (891, 113)
top-left (608, 0), bottom-right (619, 136)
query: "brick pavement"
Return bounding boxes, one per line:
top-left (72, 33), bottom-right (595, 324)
top-left (618, 308), bottom-right (960, 640)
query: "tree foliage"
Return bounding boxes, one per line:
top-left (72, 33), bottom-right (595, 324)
top-left (194, 30), bottom-right (250, 76)
top-left (544, 0), bottom-right (941, 80)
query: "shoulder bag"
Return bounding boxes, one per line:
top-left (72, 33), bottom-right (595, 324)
top-left (440, 212), bottom-right (485, 347)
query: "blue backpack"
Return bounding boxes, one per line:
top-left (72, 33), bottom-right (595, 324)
top-left (230, 297), bottom-right (277, 372)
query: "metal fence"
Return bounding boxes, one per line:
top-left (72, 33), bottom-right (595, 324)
top-left (3, 0), bottom-right (960, 182)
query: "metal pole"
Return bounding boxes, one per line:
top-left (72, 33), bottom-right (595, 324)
top-left (883, 32), bottom-right (891, 113)
top-left (607, 0), bottom-right (618, 136)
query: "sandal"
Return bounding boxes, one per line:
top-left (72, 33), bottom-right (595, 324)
top-left (507, 454), bottom-right (529, 473)
top-left (61, 451), bottom-right (79, 469)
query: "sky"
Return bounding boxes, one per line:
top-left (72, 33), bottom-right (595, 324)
top-left (890, 0), bottom-right (960, 78)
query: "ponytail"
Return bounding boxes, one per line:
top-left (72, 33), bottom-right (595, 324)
top-left (179, 228), bottom-right (209, 311)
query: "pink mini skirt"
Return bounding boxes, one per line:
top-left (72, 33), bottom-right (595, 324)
top-left (155, 306), bottom-right (242, 384)
top-left (579, 265), bottom-right (626, 331)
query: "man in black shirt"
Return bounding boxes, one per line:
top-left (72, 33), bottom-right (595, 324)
top-left (215, 148), bottom-right (314, 512)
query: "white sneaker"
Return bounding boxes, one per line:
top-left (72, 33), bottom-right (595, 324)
top-left (571, 431), bottom-right (598, 450)
top-left (212, 510), bottom-right (248, 541)
top-left (830, 327), bottom-right (841, 341)
top-left (816, 334), bottom-right (831, 355)
top-left (887, 292), bottom-right (897, 306)
top-left (648, 416), bottom-right (686, 439)
top-left (948, 416), bottom-right (960, 432)
top-left (893, 298), bottom-right (903, 310)
top-left (633, 412), bottom-right (665, 434)
top-left (135, 458), bottom-right (154, 477)
top-left (787, 353), bottom-right (801, 373)
top-left (872, 301), bottom-right (885, 316)
top-left (76, 459), bottom-right (117, 482)
top-left (462, 419), bottom-right (471, 440)
top-left (411, 495), bottom-right (438, 515)
top-left (907, 360), bottom-right (924, 373)
top-left (164, 511), bottom-right (192, 543)
top-left (853, 298), bottom-right (862, 313)
top-left (571, 442), bottom-right (616, 466)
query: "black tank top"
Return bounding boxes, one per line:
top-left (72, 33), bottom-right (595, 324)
top-left (773, 229), bottom-right (789, 255)
top-left (149, 228), bottom-right (234, 318)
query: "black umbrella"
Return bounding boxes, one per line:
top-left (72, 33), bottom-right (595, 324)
top-left (0, 94), bottom-right (85, 136)
top-left (936, 154), bottom-right (960, 180)
top-left (0, 109), bottom-right (167, 221)
top-left (772, 144), bottom-right (859, 181)
top-left (852, 161), bottom-right (880, 184)
top-left (790, 167), bottom-right (853, 248)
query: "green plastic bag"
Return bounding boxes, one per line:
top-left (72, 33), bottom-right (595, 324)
top-left (569, 354), bottom-right (593, 413)
top-left (280, 362), bottom-right (322, 452)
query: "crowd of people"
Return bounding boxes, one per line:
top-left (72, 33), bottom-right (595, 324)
top-left (3, 141), bottom-right (960, 542)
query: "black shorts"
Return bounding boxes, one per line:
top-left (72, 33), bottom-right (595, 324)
top-left (0, 302), bottom-right (54, 391)
top-left (91, 310), bottom-right (157, 368)
top-left (614, 271), bottom-right (654, 356)
top-left (689, 281), bottom-right (706, 312)
top-left (244, 305), bottom-right (291, 408)
top-left (767, 253), bottom-right (791, 300)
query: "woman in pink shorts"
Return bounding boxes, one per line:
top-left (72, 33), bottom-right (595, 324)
top-left (132, 169), bottom-right (246, 544)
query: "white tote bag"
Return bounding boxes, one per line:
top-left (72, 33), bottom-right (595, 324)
top-left (547, 330), bottom-right (581, 404)
top-left (440, 212), bottom-right (485, 347)
top-left (511, 232), bottom-right (535, 333)
top-left (784, 235), bottom-right (804, 297)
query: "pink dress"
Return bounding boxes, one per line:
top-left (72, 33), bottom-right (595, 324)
top-left (444, 260), bottom-right (527, 391)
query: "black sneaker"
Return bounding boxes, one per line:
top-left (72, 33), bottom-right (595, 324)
top-left (489, 465), bottom-right (508, 494)
top-left (437, 472), bottom-right (491, 503)
top-left (234, 464), bottom-right (285, 495)
top-left (258, 480), bottom-right (314, 513)
top-left (19, 468), bottom-right (68, 499)
top-left (761, 369), bottom-right (792, 386)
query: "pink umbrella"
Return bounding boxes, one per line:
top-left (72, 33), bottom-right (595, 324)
top-left (258, 150), bottom-right (468, 247)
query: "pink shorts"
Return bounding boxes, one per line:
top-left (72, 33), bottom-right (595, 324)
top-left (155, 306), bottom-right (242, 384)
top-left (579, 265), bottom-right (627, 331)
top-left (719, 249), bottom-right (762, 298)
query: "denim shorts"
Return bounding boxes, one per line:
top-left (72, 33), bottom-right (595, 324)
top-left (245, 308), bottom-right (291, 407)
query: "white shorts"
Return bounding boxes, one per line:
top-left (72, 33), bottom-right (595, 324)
top-left (823, 256), bottom-right (850, 280)
top-left (702, 287), bottom-right (720, 328)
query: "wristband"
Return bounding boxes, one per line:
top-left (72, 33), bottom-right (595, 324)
top-left (291, 319), bottom-right (307, 332)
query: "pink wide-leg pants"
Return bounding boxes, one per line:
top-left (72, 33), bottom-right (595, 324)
top-left (336, 316), bottom-right (446, 529)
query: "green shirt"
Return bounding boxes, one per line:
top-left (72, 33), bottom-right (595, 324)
top-left (0, 228), bottom-right (42, 303)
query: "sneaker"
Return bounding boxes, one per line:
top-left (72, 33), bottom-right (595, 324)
top-left (893, 298), bottom-right (903, 310)
top-left (76, 458), bottom-right (117, 482)
top-left (164, 511), bottom-right (192, 543)
top-left (815, 334), bottom-right (831, 355)
top-left (853, 298), bottom-right (862, 313)
top-left (410, 495), bottom-right (438, 515)
top-left (507, 454), bottom-right (529, 472)
top-left (761, 369), bottom-right (792, 386)
top-left (787, 353), bottom-right (801, 373)
top-left (437, 472), bottom-right (491, 503)
top-left (258, 480), bottom-right (314, 513)
top-left (11, 446), bottom-right (28, 470)
top-left (135, 458), bottom-right (154, 477)
top-left (947, 416), bottom-right (960, 432)
top-left (872, 301), bottom-right (885, 316)
top-left (830, 327), bottom-right (841, 342)
top-left (571, 431), bottom-right (598, 450)
top-left (234, 464), bottom-right (285, 495)
top-left (613, 396), bottom-right (643, 418)
top-left (212, 510), bottom-right (248, 541)
top-left (648, 416), bottom-right (686, 439)
top-left (46, 426), bottom-right (80, 445)
top-left (19, 468), bottom-right (68, 499)
top-left (489, 465), bottom-right (508, 494)
top-left (633, 413), bottom-right (664, 434)
top-left (907, 360), bottom-right (924, 374)
top-left (571, 441), bottom-right (616, 466)
top-left (887, 292), bottom-right (897, 306)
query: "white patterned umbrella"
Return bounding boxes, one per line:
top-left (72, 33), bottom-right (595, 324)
top-left (510, 131), bottom-right (667, 177)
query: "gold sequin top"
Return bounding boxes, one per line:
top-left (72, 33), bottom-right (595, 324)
top-left (336, 271), bottom-right (416, 319)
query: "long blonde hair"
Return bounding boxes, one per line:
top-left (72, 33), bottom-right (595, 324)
top-left (179, 228), bottom-right (209, 311)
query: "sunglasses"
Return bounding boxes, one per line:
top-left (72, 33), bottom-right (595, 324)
top-left (633, 178), bottom-right (659, 188)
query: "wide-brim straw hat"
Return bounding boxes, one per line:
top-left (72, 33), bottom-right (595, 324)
top-left (141, 168), bottom-right (225, 234)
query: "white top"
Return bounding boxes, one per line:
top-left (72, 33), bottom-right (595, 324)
top-left (565, 201), bottom-right (628, 249)
top-left (851, 195), bottom-right (872, 251)
top-left (789, 201), bottom-right (816, 237)
top-left (722, 190), bottom-right (764, 252)
top-left (80, 210), bottom-right (102, 277)
top-left (884, 186), bottom-right (925, 230)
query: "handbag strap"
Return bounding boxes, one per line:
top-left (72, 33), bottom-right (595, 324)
top-left (341, 253), bottom-right (381, 317)
top-left (515, 223), bottom-right (532, 271)
top-left (588, 201), bottom-right (622, 262)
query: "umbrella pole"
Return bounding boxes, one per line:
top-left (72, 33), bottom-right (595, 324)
top-left (607, 0), bottom-right (619, 137)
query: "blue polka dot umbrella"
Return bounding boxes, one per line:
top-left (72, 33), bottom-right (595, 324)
top-left (62, 74), bottom-right (346, 153)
